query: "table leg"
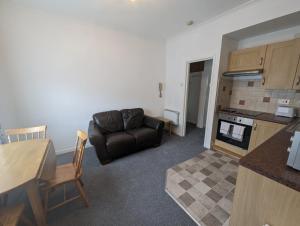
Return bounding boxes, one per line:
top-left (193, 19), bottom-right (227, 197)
top-left (169, 122), bottom-right (172, 136)
top-left (26, 180), bottom-right (47, 226)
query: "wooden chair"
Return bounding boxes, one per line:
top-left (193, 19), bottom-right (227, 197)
top-left (0, 194), bottom-right (8, 206)
top-left (2, 125), bottom-right (47, 207)
top-left (5, 125), bottom-right (47, 143)
top-left (43, 130), bottom-right (89, 213)
top-left (0, 204), bottom-right (32, 226)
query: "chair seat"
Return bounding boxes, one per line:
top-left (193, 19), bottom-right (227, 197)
top-left (43, 130), bottom-right (89, 213)
top-left (0, 204), bottom-right (24, 226)
top-left (45, 163), bottom-right (77, 187)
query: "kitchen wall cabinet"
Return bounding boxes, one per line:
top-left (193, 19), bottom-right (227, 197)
top-left (230, 166), bottom-right (300, 226)
top-left (228, 45), bottom-right (267, 71)
top-left (248, 120), bottom-right (285, 151)
top-left (292, 39), bottom-right (300, 90)
top-left (263, 39), bottom-right (300, 90)
top-left (292, 58), bottom-right (300, 89)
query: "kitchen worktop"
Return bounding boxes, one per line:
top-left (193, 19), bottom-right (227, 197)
top-left (239, 118), bottom-right (300, 192)
top-left (219, 108), bottom-right (295, 125)
top-left (256, 113), bottom-right (295, 125)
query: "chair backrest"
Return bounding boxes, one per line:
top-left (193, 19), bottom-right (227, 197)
top-left (5, 125), bottom-right (47, 143)
top-left (72, 130), bottom-right (88, 178)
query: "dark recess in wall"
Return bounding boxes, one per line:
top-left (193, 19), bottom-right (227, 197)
top-left (189, 61), bottom-right (205, 73)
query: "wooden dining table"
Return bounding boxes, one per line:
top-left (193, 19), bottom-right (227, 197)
top-left (0, 139), bottom-right (57, 226)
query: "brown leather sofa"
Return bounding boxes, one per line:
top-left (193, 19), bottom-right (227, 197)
top-left (88, 108), bottom-right (164, 165)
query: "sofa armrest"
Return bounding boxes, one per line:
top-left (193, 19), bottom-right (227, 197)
top-left (88, 120), bottom-right (106, 147)
top-left (88, 120), bottom-right (112, 164)
top-left (144, 116), bottom-right (165, 145)
top-left (144, 116), bottom-right (164, 131)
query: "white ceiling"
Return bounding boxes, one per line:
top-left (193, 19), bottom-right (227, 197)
top-left (226, 11), bottom-right (300, 40)
top-left (6, 0), bottom-right (252, 39)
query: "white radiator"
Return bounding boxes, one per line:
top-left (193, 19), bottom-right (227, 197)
top-left (163, 109), bottom-right (179, 126)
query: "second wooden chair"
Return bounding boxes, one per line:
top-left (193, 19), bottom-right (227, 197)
top-left (43, 130), bottom-right (89, 213)
top-left (5, 125), bottom-right (47, 143)
top-left (0, 204), bottom-right (32, 226)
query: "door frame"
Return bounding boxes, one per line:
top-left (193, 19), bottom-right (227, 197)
top-left (182, 57), bottom-right (214, 136)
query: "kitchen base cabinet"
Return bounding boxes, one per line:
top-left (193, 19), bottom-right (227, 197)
top-left (248, 120), bottom-right (285, 151)
top-left (230, 166), bottom-right (300, 226)
top-left (214, 139), bottom-right (245, 157)
top-left (214, 120), bottom-right (286, 156)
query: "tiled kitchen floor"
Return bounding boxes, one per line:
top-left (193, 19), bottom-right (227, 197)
top-left (165, 150), bottom-right (239, 226)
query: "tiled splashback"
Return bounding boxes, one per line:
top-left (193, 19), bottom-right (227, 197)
top-left (217, 79), bottom-right (300, 115)
top-left (217, 79), bottom-right (233, 110)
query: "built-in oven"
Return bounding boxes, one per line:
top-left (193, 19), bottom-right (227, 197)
top-left (216, 113), bottom-right (253, 150)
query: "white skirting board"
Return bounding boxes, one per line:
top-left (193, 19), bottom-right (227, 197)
top-left (56, 144), bottom-right (93, 155)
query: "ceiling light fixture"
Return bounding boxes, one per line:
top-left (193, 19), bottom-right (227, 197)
top-left (186, 20), bottom-right (194, 26)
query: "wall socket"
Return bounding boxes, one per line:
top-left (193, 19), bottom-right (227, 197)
top-left (278, 99), bottom-right (290, 105)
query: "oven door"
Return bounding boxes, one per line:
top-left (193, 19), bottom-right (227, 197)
top-left (216, 119), bottom-right (252, 150)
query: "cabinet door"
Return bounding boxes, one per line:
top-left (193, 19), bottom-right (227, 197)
top-left (263, 39), bottom-right (299, 89)
top-left (292, 39), bottom-right (300, 90)
top-left (230, 166), bottom-right (300, 226)
top-left (228, 45), bottom-right (267, 71)
top-left (248, 120), bottom-right (285, 151)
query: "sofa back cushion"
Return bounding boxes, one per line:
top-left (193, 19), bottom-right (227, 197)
top-left (93, 110), bottom-right (124, 134)
top-left (121, 108), bottom-right (144, 130)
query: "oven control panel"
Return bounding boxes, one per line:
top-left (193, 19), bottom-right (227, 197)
top-left (219, 113), bottom-right (254, 126)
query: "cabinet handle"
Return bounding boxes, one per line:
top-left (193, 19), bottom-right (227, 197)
top-left (262, 76), bottom-right (266, 86)
top-left (296, 76), bottom-right (300, 85)
top-left (253, 123), bottom-right (257, 130)
top-left (259, 57), bottom-right (264, 66)
top-left (262, 224), bottom-right (270, 226)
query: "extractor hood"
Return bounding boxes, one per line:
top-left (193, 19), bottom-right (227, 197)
top-left (223, 69), bottom-right (263, 80)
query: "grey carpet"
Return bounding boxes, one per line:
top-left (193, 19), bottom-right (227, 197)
top-left (9, 126), bottom-right (205, 226)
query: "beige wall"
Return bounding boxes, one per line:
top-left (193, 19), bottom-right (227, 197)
top-left (220, 80), bottom-right (300, 115)
top-left (216, 79), bottom-right (233, 111)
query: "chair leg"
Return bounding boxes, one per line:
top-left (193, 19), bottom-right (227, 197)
top-left (79, 178), bottom-right (84, 187)
top-left (1, 193), bottom-right (8, 206)
top-left (75, 180), bottom-right (89, 207)
top-left (20, 215), bottom-right (33, 226)
top-left (63, 184), bottom-right (67, 201)
top-left (44, 190), bottom-right (49, 215)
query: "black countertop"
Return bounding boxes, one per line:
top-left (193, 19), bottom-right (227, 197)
top-left (239, 119), bottom-right (300, 192)
top-left (219, 108), bottom-right (294, 125)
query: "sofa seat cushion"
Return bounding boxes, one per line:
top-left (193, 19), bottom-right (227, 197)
top-left (127, 127), bottom-right (158, 150)
top-left (121, 108), bottom-right (144, 130)
top-left (93, 110), bottom-right (124, 134)
top-left (106, 132), bottom-right (136, 158)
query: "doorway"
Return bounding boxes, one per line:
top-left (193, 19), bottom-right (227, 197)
top-left (184, 59), bottom-right (213, 136)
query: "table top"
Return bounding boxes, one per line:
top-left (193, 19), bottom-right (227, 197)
top-left (0, 139), bottom-right (52, 194)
